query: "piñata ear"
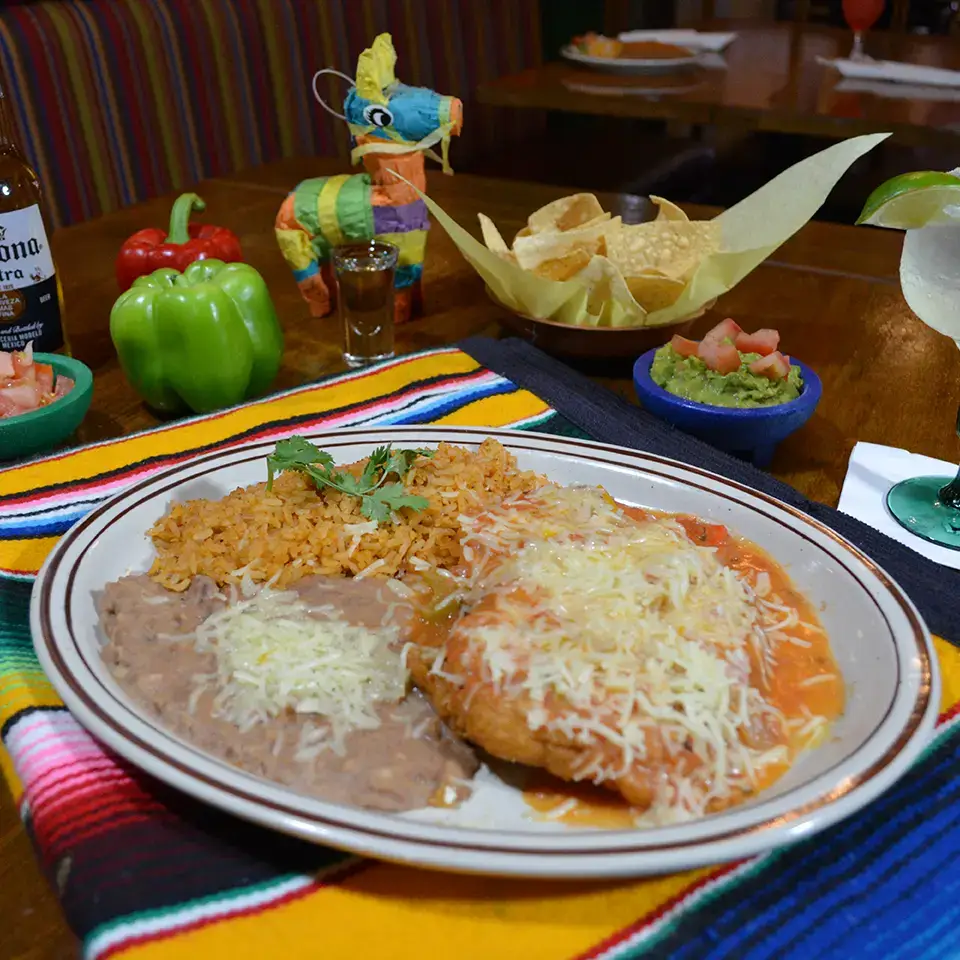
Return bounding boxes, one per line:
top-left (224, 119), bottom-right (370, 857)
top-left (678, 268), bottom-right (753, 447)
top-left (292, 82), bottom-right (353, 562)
top-left (355, 33), bottom-right (397, 105)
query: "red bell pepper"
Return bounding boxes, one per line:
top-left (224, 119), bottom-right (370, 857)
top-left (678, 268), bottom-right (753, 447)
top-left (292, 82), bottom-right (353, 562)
top-left (115, 193), bottom-right (243, 291)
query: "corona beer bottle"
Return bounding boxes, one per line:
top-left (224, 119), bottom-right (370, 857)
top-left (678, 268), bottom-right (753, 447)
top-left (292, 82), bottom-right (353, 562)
top-left (0, 79), bottom-right (66, 354)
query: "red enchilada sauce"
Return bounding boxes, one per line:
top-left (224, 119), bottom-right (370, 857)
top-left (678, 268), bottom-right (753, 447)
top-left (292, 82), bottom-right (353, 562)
top-left (525, 508), bottom-right (844, 826)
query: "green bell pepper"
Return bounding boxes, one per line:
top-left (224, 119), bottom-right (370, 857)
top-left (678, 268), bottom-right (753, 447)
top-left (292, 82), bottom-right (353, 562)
top-left (110, 259), bottom-right (285, 414)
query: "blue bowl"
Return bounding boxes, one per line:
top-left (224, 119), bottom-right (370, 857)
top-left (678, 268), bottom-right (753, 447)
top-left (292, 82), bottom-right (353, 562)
top-left (633, 348), bottom-right (822, 468)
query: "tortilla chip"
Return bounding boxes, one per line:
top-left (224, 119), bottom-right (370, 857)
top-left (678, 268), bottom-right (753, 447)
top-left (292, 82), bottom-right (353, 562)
top-left (577, 213), bottom-right (613, 231)
top-left (513, 216), bottom-right (621, 271)
top-left (531, 248), bottom-right (594, 282)
top-left (651, 195), bottom-right (689, 223)
top-left (571, 256), bottom-right (646, 323)
top-left (577, 34), bottom-right (623, 58)
top-left (623, 271), bottom-right (687, 312)
top-left (528, 194), bottom-right (606, 234)
top-left (606, 219), bottom-right (720, 281)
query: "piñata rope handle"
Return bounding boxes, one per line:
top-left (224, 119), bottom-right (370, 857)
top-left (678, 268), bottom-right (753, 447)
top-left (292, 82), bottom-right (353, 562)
top-left (312, 68), bottom-right (354, 121)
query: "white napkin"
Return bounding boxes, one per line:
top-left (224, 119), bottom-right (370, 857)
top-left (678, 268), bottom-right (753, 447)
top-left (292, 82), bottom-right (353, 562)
top-left (838, 441), bottom-right (960, 569)
top-left (617, 29), bottom-right (736, 52)
top-left (835, 77), bottom-right (960, 102)
top-left (821, 56), bottom-right (960, 88)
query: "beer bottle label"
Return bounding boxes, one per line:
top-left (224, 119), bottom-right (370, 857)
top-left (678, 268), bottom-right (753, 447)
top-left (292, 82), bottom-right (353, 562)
top-left (0, 203), bottom-right (63, 352)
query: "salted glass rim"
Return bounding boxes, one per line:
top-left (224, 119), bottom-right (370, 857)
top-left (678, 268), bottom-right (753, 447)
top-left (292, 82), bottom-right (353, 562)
top-left (332, 240), bottom-right (400, 271)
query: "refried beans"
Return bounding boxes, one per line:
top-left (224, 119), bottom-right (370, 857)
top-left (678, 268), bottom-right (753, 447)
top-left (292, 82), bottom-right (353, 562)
top-left (99, 573), bottom-right (478, 812)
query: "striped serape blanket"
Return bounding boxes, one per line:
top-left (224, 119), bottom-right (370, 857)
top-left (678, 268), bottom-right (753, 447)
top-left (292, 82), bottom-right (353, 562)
top-left (1, 345), bottom-right (958, 960)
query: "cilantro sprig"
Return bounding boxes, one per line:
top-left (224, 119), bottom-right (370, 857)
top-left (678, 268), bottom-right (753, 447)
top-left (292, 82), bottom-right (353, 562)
top-left (266, 437), bottom-right (433, 524)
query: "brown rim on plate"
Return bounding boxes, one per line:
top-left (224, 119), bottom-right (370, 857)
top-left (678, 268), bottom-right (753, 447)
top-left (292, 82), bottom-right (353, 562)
top-left (34, 428), bottom-right (933, 858)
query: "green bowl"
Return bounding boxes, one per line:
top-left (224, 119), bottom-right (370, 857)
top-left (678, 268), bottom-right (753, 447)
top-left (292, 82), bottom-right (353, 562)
top-left (0, 353), bottom-right (94, 461)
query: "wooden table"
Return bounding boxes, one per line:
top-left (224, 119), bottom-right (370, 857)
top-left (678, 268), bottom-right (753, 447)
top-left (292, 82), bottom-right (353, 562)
top-left (3, 156), bottom-right (957, 958)
top-left (477, 22), bottom-right (960, 145)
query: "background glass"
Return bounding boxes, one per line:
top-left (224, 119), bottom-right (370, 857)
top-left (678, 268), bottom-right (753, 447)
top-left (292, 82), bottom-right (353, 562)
top-left (842, 0), bottom-right (886, 60)
top-left (332, 240), bottom-right (399, 368)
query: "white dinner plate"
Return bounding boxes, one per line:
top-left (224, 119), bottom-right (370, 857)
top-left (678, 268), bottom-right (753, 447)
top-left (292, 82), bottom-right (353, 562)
top-left (616, 30), bottom-right (737, 53)
top-left (31, 427), bottom-right (939, 879)
top-left (561, 44), bottom-right (699, 74)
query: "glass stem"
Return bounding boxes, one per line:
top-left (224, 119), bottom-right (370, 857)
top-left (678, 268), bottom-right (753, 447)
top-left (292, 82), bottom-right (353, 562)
top-left (939, 403), bottom-right (960, 508)
top-left (850, 30), bottom-right (865, 60)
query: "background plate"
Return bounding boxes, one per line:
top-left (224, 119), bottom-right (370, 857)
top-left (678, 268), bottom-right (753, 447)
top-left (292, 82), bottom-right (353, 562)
top-left (561, 45), bottom-right (700, 74)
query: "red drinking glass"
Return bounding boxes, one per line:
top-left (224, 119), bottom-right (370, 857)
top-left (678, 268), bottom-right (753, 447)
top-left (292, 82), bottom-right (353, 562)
top-left (842, 0), bottom-right (885, 60)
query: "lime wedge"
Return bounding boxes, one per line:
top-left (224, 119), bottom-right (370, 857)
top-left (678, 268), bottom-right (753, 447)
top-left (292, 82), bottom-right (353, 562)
top-left (857, 171), bottom-right (960, 229)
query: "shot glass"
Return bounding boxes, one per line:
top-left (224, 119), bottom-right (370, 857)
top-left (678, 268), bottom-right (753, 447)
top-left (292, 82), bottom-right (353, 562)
top-left (331, 240), bottom-right (399, 368)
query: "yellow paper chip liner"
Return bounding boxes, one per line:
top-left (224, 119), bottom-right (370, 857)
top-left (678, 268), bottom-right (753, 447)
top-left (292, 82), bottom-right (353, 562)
top-left (412, 133), bottom-right (890, 329)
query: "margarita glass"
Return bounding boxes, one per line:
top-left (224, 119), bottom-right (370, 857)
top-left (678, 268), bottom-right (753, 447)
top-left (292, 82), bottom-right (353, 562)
top-left (858, 170), bottom-right (960, 548)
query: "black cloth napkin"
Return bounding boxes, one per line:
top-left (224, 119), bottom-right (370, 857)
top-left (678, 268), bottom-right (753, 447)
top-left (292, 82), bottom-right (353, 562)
top-left (460, 336), bottom-right (956, 645)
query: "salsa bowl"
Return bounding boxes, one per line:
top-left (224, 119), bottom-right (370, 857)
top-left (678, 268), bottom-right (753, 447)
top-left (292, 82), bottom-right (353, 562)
top-left (0, 353), bottom-right (93, 461)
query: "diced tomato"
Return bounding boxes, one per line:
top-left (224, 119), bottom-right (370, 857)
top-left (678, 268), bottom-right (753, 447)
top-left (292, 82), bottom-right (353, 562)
top-left (702, 317), bottom-right (743, 346)
top-left (0, 342), bottom-right (74, 418)
top-left (0, 382), bottom-right (40, 414)
top-left (749, 351), bottom-right (791, 380)
top-left (11, 354), bottom-right (31, 378)
top-left (34, 362), bottom-right (53, 396)
top-left (0, 391), bottom-right (21, 417)
top-left (11, 344), bottom-right (34, 379)
top-left (698, 337), bottom-right (741, 374)
top-left (735, 328), bottom-right (780, 356)
top-left (676, 515), bottom-right (730, 547)
top-left (670, 335), bottom-right (700, 358)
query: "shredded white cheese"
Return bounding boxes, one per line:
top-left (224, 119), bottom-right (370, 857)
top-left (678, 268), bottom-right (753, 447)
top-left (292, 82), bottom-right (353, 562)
top-left (798, 673), bottom-right (836, 687)
top-left (415, 483), bottom-right (832, 819)
top-left (193, 586), bottom-right (407, 754)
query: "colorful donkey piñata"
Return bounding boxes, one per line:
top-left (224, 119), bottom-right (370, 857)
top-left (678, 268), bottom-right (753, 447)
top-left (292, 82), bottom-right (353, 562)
top-left (276, 34), bottom-right (462, 324)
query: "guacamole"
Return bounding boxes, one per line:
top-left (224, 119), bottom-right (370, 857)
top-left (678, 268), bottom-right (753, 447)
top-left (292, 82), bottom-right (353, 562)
top-left (650, 344), bottom-right (803, 408)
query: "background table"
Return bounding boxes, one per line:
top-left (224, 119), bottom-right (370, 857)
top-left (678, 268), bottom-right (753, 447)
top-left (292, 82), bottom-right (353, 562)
top-left (4, 155), bottom-right (958, 958)
top-left (477, 22), bottom-right (960, 145)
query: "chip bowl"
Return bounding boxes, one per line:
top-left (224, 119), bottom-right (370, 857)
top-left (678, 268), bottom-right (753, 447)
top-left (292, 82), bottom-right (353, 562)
top-left (490, 290), bottom-right (715, 361)
top-left (0, 353), bottom-right (94, 461)
top-left (633, 348), bottom-right (822, 467)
